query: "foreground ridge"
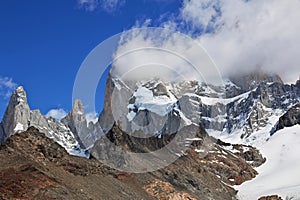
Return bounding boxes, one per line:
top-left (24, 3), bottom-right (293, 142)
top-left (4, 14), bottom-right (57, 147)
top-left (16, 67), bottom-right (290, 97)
top-left (0, 126), bottom-right (264, 199)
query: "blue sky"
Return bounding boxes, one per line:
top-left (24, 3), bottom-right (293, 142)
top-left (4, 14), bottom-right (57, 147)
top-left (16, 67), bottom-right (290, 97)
top-left (1, 0), bottom-right (300, 120)
top-left (0, 0), bottom-right (181, 118)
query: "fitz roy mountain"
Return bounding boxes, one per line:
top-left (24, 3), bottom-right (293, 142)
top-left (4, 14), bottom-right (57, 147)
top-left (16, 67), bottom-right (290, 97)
top-left (0, 69), bottom-right (300, 199)
top-left (99, 70), bottom-right (300, 148)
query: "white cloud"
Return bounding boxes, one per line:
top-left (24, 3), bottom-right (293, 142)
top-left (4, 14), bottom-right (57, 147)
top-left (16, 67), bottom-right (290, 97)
top-left (179, 0), bottom-right (300, 83)
top-left (113, 0), bottom-right (300, 83)
top-left (111, 28), bottom-right (222, 84)
top-left (46, 109), bottom-right (68, 121)
top-left (78, 0), bottom-right (125, 12)
top-left (0, 77), bottom-right (18, 99)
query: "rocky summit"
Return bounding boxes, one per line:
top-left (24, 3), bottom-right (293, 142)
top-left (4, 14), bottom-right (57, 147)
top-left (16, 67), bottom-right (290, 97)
top-left (0, 86), bottom-right (86, 157)
top-left (61, 99), bottom-right (103, 149)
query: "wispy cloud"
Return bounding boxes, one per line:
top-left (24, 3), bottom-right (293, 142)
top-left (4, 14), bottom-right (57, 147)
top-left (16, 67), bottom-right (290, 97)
top-left (78, 0), bottom-right (99, 11)
top-left (101, 0), bottom-right (125, 13)
top-left (77, 0), bottom-right (125, 12)
top-left (45, 108), bottom-right (68, 121)
top-left (0, 77), bottom-right (18, 100)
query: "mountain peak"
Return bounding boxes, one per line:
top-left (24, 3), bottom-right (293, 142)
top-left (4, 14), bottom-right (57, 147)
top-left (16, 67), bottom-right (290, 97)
top-left (229, 70), bottom-right (283, 92)
top-left (15, 85), bottom-right (25, 93)
top-left (71, 99), bottom-right (84, 115)
top-left (0, 86), bottom-right (83, 156)
top-left (12, 86), bottom-right (28, 105)
top-left (296, 77), bottom-right (300, 88)
top-left (61, 99), bottom-right (103, 149)
top-left (0, 86), bottom-right (31, 141)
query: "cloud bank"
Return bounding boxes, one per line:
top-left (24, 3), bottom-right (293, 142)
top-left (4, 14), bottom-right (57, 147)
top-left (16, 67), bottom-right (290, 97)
top-left (113, 0), bottom-right (300, 83)
top-left (195, 0), bottom-right (300, 83)
top-left (111, 28), bottom-right (223, 84)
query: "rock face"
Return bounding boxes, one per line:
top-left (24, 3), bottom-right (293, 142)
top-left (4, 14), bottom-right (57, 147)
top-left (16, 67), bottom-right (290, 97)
top-left (0, 86), bottom-right (85, 156)
top-left (98, 73), bottom-right (115, 133)
top-left (62, 99), bottom-right (103, 149)
top-left (91, 123), bottom-right (206, 171)
top-left (90, 122), bottom-right (263, 199)
top-left (99, 71), bottom-right (300, 146)
top-left (222, 81), bottom-right (300, 139)
top-left (229, 70), bottom-right (283, 93)
top-left (0, 86), bottom-right (30, 140)
top-left (196, 74), bottom-right (300, 141)
top-left (271, 103), bottom-right (300, 134)
top-left (99, 76), bottom-right (192, 138)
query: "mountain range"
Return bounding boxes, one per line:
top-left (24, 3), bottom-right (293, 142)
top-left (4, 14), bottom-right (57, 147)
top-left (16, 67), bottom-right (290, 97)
top-left (0, 70), bottom-right (300, 199)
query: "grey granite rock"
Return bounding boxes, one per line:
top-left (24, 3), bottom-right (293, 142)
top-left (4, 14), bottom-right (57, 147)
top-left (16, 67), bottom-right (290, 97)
top-left (0, 86), bottom-right (31, 140)
top-left (271, 103), bottom-right (300, 134)
top-left (99, 71), bottom-right (300, 144)
top-left (62, 99), bottom-right (103, 149)
top-left (0, 86), bottom-right (84, 155)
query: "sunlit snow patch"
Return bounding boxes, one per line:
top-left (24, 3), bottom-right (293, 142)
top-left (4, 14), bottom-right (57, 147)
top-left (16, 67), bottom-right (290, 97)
top-left (14, 123), bottom-right (24, 132)
top-left (127, 86), bottom-right (177, 121)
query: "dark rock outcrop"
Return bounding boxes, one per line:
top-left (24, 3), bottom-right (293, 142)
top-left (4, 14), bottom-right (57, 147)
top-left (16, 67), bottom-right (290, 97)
top-left (229, 69), bottom-right (283, 93)
top-left (91, 122), bottom-right (263, 199)
top-left (271, 103), bottom-right (300, 134)
top-left (258, 195), bottom-right (283, 200)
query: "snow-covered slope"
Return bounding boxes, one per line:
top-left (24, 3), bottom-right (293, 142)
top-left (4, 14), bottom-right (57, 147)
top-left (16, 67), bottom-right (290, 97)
top-left (236, 125), bottom-right (300, 199)
top-left (207, 106), bottom-right (284, 148)
top-left (127, 83), bottom-right (177, 121)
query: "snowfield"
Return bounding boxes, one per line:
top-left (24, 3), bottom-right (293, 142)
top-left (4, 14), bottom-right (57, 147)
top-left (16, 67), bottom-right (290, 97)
top-left (235, 125), bottom-right (300, 199)
top-left (127, 86), bottom-right (177, 121)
